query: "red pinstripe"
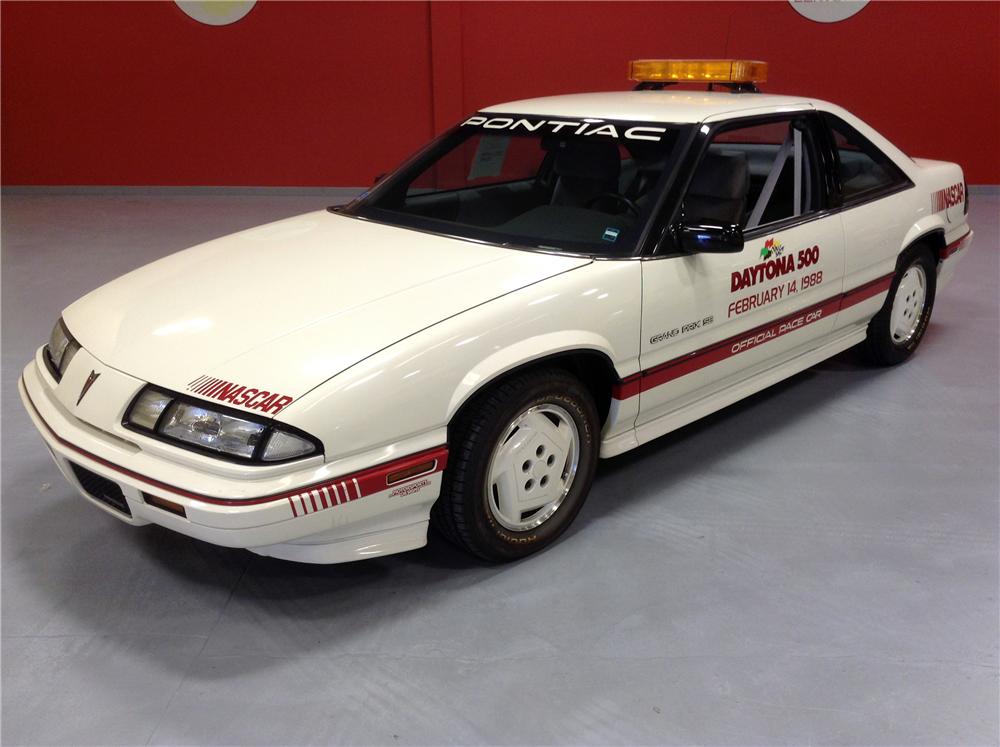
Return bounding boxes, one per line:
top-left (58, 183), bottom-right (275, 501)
top-left (612, 272), bottom-right (895, 400)
top-left (939, 230), bottom-right (971, 260)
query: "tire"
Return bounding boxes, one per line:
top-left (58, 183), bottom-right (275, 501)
top-left (861, 245), bottom-right (937, 366)
top-left (432, 367), bottom-right (599, 562)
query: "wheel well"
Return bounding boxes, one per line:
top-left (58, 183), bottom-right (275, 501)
top-left (548, 351), bottom-right (617, 426)
top-left (907, 229), bottom-right (946, 264)
top-left (451, 350), bottom-right (619, 430)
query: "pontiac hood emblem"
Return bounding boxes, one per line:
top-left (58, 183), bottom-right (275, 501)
top-left (77, 370), bottom-right (101, 406)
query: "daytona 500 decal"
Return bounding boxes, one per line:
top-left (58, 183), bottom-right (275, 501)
top-left (729, 240), bottom-right (823, 318)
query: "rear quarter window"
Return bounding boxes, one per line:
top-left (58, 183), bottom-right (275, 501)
top-left (822, 112), bottom-right (910, 203)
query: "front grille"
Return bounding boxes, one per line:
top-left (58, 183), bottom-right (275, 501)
top-left (70, 463), bottom-right (131, 517)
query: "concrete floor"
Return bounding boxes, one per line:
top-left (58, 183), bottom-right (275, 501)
top-left (2, 192), bottom-right (997, 746)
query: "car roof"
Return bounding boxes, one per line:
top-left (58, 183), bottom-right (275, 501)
top-left (481, 90), bottom-right (817, 124)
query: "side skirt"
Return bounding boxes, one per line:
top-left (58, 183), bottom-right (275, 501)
top-left (600, 324), bottom-right (868, 458)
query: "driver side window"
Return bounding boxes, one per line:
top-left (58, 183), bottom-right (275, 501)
top-left (683, 117), bottom-right (821, 230)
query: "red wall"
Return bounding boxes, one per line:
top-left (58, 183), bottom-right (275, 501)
top-left (3, 1), bottom-right (998, 186)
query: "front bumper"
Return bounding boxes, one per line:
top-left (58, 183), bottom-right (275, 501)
top-left (19, 355), bottom-right (447, 563)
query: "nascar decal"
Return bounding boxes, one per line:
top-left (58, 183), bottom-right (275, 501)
top-left (931, 183), bottom-right (964, 213)
top-left (729, 240), bottom-right (822, 318)
top-left (186, 375), bottom-right (293, 414)
top-left (462, 115), bottom-right (667, 142)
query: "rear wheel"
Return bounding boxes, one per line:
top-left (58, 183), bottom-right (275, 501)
top-left (432, 368), bottom-right (599, 562)
top-left (861, 246), bottom-right (936, 366)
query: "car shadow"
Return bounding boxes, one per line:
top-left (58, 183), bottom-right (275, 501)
top-left (566, 344), bottom-right (886, 534)
top-left (9, 345), bottom-right (892, 677)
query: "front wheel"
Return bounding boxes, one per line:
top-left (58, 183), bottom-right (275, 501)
top-left (861, 245), bottom-right (937, 366)
top-left (432, 368), bottom-right (599, 562)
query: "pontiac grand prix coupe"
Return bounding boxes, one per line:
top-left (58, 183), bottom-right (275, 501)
top-left (20, 60), bottom-right (972, 563)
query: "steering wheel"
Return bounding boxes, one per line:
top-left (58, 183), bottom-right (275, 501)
top-left (585, 192), bottom-right (641, 218)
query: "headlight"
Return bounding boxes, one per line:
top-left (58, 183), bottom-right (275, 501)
top-left (124, 386), bottom-right (321, 463)
top-left (45, 318), bottom-right (80, 380)
top-left (160, 402), bottom-right (266, 459)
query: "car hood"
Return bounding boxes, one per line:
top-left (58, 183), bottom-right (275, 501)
top-left (64, 211), bottom-right (590, 410)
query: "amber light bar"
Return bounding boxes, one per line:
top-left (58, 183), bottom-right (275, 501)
top-left (629, 59), bottom-right (768, 84)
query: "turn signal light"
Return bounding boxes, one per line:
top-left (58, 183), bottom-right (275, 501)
top-left (629, 59), bottom-right (768, 84)
top-left (142, 492), bottom-right (187, 518)
top-left (386, 460), bottom-right (437, 486)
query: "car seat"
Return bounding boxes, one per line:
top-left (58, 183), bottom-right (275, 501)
top-left (548, 140), bottom-right (622, 208)
top-left (683, 151), bottom-right (750, 226)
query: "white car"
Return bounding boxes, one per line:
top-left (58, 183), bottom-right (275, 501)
top-left (20, 60), bottom-right (973, 564)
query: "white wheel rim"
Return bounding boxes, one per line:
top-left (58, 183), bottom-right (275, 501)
top-left (889, 264), bottom-right (927, 345)
top-left (484, 403), bottom-right (580, 532)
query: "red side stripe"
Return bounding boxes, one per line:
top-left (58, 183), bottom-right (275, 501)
top-left (613, 273), bottom-right (895, 400)
top-left (288, 496), bottom-right (298, 517)
top-left (611, 374), bottom-right (642, 401)
top-left (939, 230), bottom-right (972, 261)
top-left (840, 274), bottom-right (893, 308)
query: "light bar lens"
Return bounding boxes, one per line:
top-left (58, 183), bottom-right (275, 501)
top-left (629, 59), bottom-right (768, 84)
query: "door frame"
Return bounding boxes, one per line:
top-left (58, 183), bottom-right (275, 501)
top-left (639, 109), bottom-right (840, 259)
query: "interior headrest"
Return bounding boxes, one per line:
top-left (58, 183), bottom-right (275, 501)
top-left (550, 140), bottom-right (621, 181)
top-left (688, 151), bottom-right (749, 200)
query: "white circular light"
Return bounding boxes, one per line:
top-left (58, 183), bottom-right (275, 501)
top-left (175, 1), bottom-right (256, 26)
top-left (788, 0), bottom-right (869, 23)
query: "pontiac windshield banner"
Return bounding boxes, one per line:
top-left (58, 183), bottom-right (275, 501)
top-left (462, 114), bottom-right (668, 142)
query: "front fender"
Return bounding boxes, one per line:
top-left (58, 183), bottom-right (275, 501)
top-left (281, 260), bottom-right (642, 463)
top-left (445, 331), bottom-right (620, 417)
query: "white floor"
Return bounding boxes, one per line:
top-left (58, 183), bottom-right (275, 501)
top-left (2, 191), bottom-right (997, 746)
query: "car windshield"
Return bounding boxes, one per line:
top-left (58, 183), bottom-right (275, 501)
top-left (342, 114), bottom-right (688, 256)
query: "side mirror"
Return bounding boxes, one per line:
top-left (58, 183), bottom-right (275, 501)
top-left (673, 222), bottom-right (744, 254)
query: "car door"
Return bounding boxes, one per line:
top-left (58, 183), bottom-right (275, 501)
top-left (635, 112), bottom-right (846, 430)
top-left (819, 112), bottom-right (916, 332)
